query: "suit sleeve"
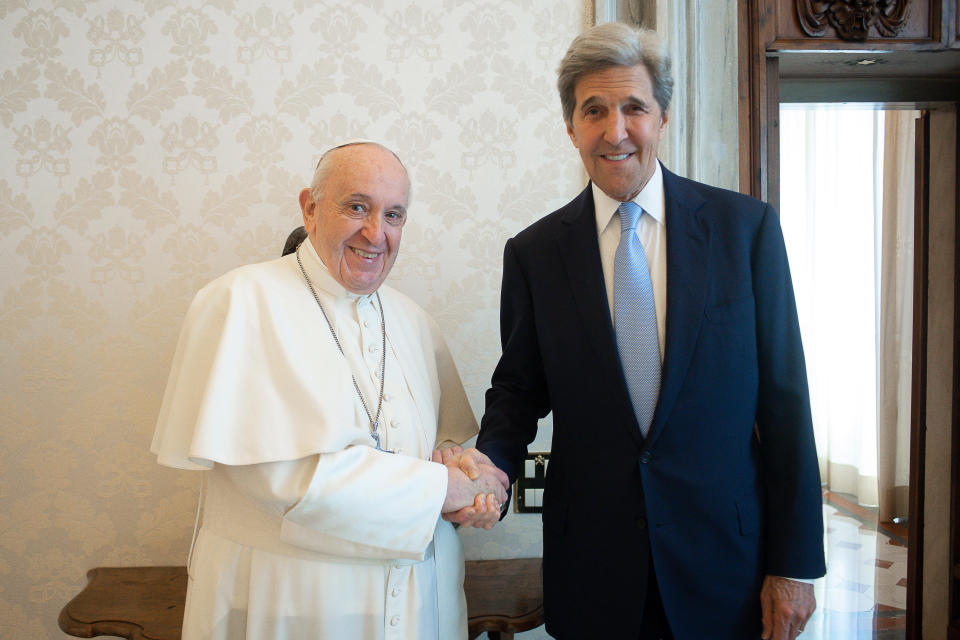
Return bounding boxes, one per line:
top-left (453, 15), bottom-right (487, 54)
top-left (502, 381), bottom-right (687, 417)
top-left (752, 203), bottom-right (826, 579)
top-left (476, 238), bottom-right (551, 484)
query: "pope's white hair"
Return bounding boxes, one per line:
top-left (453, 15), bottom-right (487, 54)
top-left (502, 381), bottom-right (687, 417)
top-left (307, 139), bottom-right (410, 203)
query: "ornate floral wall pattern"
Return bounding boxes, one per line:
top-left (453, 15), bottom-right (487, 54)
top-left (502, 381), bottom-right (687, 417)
top-left (0, 1), bottom-right (584, 636)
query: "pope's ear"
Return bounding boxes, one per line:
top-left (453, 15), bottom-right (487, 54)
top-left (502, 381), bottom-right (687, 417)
top-left (299, 188), bottom-right (315, 230)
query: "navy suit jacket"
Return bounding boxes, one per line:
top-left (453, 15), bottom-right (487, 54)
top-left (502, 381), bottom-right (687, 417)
top-left (476, 165), bottom-right (826, 639)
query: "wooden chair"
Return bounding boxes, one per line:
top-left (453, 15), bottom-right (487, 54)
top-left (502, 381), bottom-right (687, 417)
top-left (60, 558), bottom-right (543, 640)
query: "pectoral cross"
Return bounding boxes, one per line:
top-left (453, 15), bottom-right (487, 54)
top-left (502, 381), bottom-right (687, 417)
top-left (370, 427), bottom-right (394, 453)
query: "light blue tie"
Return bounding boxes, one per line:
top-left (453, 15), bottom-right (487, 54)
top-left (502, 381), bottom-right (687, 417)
top-left (613, 201), bottom-right (661, 437)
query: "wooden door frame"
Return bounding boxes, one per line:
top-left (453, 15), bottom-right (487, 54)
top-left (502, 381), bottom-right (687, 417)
top-left (909, 110), bottom-right (930, 640)
top-left (950, 106), bottom-right (960, 640)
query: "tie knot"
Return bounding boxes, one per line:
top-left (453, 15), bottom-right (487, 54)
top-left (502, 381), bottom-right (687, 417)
top-left (618, 201), bottom-right (642, 232)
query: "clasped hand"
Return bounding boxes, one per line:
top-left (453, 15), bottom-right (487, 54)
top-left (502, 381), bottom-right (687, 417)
top-left (432, 446), bottom-right (509, 530)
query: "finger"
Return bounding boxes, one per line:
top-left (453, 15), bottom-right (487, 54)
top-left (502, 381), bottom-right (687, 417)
top-left (472, 503), bottom-right (498, 529)
top-left (771, 613), bottom-right (791, 640)
top-left (443, 446), bottom-right (463, 464)
top-left (760, 593), bottom-right (772, 640)
top-left (462, 447), bottom-right (490, 464)
top-left (489, 465), bottom-right (509, 489)
top-left (460, 455), bottom-right (481, 480)
top-left (442, 508), bottom-right (470, 525)
top-left (486, 493), bottom-right (501, 516)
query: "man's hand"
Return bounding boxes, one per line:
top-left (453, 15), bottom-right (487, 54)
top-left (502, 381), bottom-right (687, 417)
top-left (450, 447), bottom-right (509, 488)
top-left (760, 575), bottom-right (816, 639)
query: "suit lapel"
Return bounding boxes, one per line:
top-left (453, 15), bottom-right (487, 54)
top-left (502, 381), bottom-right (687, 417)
top-left (645, 168), bottom-right (710, 447)
top-left (556, 186), bottom-right (644, 448)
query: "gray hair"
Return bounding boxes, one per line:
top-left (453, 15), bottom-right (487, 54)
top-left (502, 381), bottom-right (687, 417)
top-left (557, 22), bottom-right (673, 124)
top-left (308, 140), bottom-right (409, 203)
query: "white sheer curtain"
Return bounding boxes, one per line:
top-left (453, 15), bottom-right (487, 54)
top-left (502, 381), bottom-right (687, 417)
top-left (779, 106), bottom-right (916, 514)
top-left (877, 110), bottom-right (916, 520)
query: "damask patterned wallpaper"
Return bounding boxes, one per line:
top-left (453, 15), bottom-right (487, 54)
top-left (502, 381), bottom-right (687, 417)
top-left (0, 1), bottom-right (585, 636)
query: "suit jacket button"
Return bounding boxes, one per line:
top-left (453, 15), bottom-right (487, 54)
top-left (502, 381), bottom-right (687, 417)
top-left (639, 451), bottom-right (653, 464)
top-left (636, 517), bottom-right (648, 531)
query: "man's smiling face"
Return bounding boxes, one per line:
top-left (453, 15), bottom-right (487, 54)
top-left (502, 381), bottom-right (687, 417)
top-left (301, 144), bottom-right (409, 294)
top-left (566, 64), bottom-right (668, 202)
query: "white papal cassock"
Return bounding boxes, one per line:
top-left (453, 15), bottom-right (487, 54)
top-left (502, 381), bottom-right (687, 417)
top-left (151, 239), bottom-right (478, 639)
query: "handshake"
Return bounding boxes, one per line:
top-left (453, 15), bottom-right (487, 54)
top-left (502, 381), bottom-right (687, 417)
top-left (432, 446), bottom-right (510, 530)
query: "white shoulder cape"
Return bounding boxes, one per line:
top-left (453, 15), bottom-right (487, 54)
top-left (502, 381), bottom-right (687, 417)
top-left (151, 247), bottom-right (477, 470)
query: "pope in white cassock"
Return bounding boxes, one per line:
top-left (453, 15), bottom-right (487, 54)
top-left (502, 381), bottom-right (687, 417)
top-left (151, 141), bottom-right (508, 639)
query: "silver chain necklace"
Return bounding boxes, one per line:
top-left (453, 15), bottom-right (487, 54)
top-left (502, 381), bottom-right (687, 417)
top-left (295, 242), bottom-right (391, 453)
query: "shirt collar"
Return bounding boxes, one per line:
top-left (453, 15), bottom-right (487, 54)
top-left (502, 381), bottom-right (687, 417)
top-left (593, 160), bottom-right (665, 235)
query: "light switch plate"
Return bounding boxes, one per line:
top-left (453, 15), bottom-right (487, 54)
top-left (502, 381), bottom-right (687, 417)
top-left (515, 452), bottom-right (550, 513)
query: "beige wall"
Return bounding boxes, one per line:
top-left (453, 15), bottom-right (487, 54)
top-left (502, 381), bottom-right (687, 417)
top-left (0, 1), bottom-right (585, 635)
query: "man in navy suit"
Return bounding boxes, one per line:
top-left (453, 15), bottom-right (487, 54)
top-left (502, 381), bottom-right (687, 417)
top-left (447, 21), bottom-right (826, 640)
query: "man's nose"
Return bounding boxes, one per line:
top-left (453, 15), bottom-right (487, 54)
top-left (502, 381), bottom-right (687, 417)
top-left (602, 112), bottom-right (627, 145)
top-left (361, 213), bottom-right (385, 245)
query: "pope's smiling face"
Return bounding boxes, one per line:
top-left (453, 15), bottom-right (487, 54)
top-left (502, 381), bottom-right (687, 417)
top-left (300, 144), bottom-right (409, 295)
top-left (566, 64), bottom-right (668, 202)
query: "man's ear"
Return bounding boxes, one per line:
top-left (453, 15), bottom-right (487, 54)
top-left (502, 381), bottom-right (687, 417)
top-left (658, 109), bottom-right (669, 139)
top-left (565, 120), bottom-right (579, 148)
top-left (299, 188), bottom-right (315, 232)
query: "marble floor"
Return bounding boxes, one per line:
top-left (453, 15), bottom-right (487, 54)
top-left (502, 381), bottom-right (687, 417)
top-left (802, 493), bottom-right (908, 640)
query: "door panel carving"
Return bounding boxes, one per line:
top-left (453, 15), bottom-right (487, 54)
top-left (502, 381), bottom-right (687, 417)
top-left (796, 0), bottom-right (911, 39)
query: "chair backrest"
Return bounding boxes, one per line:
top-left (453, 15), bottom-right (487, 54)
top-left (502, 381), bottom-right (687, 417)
top-left (282, 226), bottom-right (307, 256)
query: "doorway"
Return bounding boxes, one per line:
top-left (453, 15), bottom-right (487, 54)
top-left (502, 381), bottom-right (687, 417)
top-left (737, 4), bottom-right (960, 628)
top-left (779, 104), bottom-right (919, 639)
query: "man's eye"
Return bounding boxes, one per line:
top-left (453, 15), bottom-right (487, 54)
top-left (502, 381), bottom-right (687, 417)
top-left (349, 204), bottom-right (365, 213)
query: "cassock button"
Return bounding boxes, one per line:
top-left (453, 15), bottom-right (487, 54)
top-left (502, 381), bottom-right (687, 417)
top-left (390, 418), bottom-right (399, 429)
top-left (638, 451), bottom-right (653, 464)
top-left (636, 517), bottom-right (648, 531)
top-left (368, 344), bottom-right (377, 353)
top-left (390, 616), bottom-right (400, 627)
top-left (391, 587), bottom-right (401, 597)
top-left (363, 319), bottom-right (369, 327)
